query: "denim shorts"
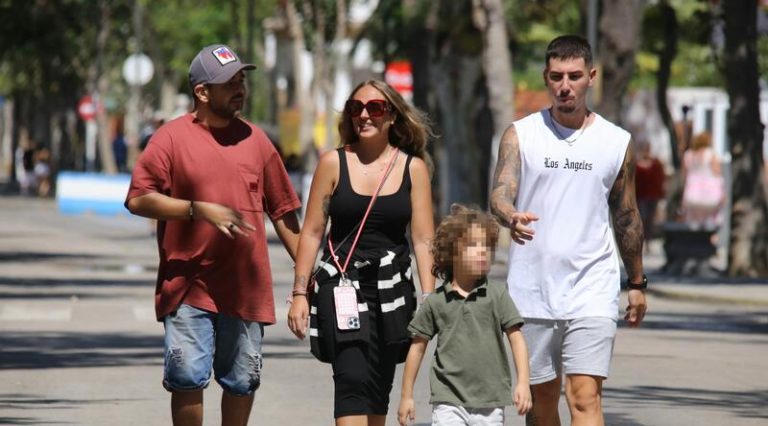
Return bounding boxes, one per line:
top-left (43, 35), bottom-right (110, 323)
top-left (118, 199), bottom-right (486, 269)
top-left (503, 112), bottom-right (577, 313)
top-left (522, 317), bottom-right (617, 385)
top-left (162, 304), bottom-right (265, 396)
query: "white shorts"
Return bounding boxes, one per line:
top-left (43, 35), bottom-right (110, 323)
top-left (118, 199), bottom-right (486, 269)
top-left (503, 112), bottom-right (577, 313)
top-left (432, 404), bottom-right (504, 426)
top-left (522, 317), bottom-right (617, 385)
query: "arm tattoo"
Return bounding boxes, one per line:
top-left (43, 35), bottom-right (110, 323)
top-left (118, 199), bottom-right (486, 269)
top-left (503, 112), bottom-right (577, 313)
top-left (294, 275), bottom-right (308, 291)
top-left (321, 195), bottom-right (331, 223)
top-left (490, 127), bottom-right (521, 227)
top-left (610, 142), bottom-right (644, 278)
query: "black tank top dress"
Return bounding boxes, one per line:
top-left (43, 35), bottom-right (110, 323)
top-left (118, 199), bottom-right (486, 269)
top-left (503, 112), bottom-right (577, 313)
top-left (320, 148), bottom-right (415, 418)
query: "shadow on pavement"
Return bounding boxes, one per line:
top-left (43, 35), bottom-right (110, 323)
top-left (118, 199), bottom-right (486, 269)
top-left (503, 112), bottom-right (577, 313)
top-left (0, 252), bottom-right (102, 263)
top-left (0, 331), bottom-right (162, 370)
top-left (0, 417), bottom-right (68, 425)
top-left (619, 309), bottom-right (768, 334)
top-left (0, 393), bottom-right (139, 425)
top-left (648, 272), bottom-right (768, 286)
top-left (0, 276), bottom-right (152, 290)
top-left (0, 293), bottom-right (145, 301)
top-left (605, 385), bottom-right (768, 421)
top-left (603, 412), bottom-right (645, 426)
top-left (262, 336), bottom-right (318, 360)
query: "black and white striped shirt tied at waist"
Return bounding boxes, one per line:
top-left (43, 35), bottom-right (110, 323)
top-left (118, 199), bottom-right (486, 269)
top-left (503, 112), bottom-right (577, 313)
top-left (309, 249), bottom-right (417, 363)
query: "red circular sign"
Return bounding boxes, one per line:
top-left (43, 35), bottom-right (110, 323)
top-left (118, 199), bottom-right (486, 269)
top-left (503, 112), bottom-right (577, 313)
top-left (385, 61), bottom-right (413, 98)
top-left (77, 95), bottom-right (97, 121)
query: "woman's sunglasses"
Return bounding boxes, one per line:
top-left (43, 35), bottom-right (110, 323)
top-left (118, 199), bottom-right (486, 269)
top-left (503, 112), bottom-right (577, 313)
top-left (344, 99), bottom-right (391, 118)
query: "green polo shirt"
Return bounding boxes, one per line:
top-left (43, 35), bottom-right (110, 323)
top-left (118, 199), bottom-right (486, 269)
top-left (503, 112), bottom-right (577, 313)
top-left (408, 279), bottom-right (524, 408)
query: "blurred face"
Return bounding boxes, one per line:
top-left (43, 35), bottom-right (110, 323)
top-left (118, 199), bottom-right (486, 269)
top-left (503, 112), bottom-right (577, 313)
top-left (455, 224), bottom-right (491, 279)
top-left (543, 57), bottom-right (595, 115)
top-left (198, 71), bottom-right (247, 119)
top-left (348, 85), bottom-right (394, 141)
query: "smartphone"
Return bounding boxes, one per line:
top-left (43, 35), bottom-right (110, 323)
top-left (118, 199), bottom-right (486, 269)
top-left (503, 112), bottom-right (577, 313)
top-left (334, 285), bottom-right (360, 330)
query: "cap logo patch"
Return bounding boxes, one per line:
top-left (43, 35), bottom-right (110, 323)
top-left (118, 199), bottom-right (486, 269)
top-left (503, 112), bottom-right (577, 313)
top-left (212, 47), bottom-right (236, 65)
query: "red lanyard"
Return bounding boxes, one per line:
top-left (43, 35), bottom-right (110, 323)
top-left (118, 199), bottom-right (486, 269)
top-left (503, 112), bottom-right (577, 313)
top-left (328, 148), bottom-right (399, 278)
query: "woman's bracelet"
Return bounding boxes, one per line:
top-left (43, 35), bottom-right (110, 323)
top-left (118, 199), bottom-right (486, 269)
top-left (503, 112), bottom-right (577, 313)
top-left (286, 289), bottom-right (308, 306)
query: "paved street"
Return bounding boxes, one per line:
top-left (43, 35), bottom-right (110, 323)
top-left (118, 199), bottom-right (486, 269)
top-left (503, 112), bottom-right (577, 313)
top-left (1, 196), bottom-right (767, 425)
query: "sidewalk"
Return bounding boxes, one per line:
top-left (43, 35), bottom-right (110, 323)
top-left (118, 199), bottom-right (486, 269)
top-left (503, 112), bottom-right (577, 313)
top-left (1, 196), bottom-right (767, 426)
top-left (641, 240), bottom-right (768, 306)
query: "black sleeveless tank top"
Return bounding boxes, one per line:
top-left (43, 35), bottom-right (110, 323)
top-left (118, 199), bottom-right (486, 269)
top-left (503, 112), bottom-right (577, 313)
top-left (324, 148), bottom-right (413, 261)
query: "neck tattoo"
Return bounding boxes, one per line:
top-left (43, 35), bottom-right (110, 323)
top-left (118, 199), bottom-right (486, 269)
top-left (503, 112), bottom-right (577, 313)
top-left (548, 110), bottom-right (589, 146)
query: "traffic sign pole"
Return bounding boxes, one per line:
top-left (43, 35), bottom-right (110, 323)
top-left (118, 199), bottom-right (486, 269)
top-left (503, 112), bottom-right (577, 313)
top-left (85, 121), bottom-right (97, 172)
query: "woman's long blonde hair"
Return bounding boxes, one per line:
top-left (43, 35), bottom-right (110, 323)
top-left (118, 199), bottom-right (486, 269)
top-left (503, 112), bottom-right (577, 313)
top-left (338, 79), bottom-right (434, 170)
top-left (690, 132), bottom-right (713, 151)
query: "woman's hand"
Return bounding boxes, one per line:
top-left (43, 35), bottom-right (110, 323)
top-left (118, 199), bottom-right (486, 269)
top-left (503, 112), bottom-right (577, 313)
top-left (287, 295), bottom-right (310, 339)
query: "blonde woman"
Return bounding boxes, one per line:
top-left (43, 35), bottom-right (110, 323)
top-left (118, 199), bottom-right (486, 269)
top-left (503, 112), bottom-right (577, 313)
top-left (288, 80), bottom-right (436, 426)
top-left (682, 132), bottom-right (724, 228)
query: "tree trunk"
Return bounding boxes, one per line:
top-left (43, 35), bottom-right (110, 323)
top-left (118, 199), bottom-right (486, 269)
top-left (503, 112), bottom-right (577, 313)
top-left (654, 0), bottom-right (684, 221)
top-left (597, 0), bottom-right (647, 124)
top-left (284, 1), bottom-right (314, 160)
top-left (431, 58), bottom-right (485, 212)
top-left (323, 0), bottom-right (347, 152)
top-left (656, 0), bottom-right (679, 170)
top-left (94, 0), bottom-right (117, 174)
top-left (429, 1), bottom-right (487, 212)
top-left (243, 0), bottom-right (255, 117)
top-left (723, 0), bottom-right (768, 276)
top-left (405, 1), bottom-right (435, 114)
top-left (472, 0), bottom-right (515, 209)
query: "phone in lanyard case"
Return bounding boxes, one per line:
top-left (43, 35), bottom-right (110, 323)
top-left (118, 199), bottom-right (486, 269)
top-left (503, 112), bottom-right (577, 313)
top-left (334, 280), bottom-right (360, 330)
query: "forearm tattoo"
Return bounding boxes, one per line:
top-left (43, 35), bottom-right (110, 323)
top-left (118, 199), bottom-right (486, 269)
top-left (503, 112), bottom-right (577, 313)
top-left (610, 147), bottom-right (644, 278)
top-left (294, 275), bottom-right (308, 291)
top-left (491, 128), bottom-right (521, 227)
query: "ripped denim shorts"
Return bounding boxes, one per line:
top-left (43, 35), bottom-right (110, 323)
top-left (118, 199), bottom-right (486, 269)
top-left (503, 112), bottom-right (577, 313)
top-left (162, 304), bottom-right (264, 396)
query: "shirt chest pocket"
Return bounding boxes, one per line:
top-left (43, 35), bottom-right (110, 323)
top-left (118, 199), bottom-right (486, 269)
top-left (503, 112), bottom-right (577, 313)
top-left (238, 166), bottom-right (263, 212)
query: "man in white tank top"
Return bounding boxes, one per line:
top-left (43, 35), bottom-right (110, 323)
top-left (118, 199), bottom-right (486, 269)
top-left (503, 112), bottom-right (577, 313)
top-left (491, 35), bottom-right (647, 426)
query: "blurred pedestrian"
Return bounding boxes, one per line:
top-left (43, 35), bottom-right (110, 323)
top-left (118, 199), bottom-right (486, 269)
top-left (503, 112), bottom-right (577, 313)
top-left (635, 139), bottom-right (666, 246)
top-left (33, 146), bottom-right (52, 197)
top-left (112, 132), bottom-right (127, 172)
top-left (139, 114), bottom-right (165, 152)
top-left (287, 79), bottom-right (436, 425)
top-left (15, 139), bottom-right (37, 196)
top-left (681, 131), bottom-right (724, 228)
top-left (491, 35), bottom-right (646, 426)
top-left (125, 44), bottom-right (301, 426)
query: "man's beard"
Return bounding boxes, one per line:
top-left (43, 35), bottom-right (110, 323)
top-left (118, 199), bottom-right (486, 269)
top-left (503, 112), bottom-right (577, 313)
top-left (556, 104), bottom-right (576, 114)
top-left (210, 99), bottom-right (240, 120)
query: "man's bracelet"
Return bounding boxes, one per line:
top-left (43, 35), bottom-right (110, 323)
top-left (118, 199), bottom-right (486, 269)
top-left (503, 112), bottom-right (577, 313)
top-left (626, 274), bottom-right (648, 290)
top-left (189, 200), bottom-right (195, 221)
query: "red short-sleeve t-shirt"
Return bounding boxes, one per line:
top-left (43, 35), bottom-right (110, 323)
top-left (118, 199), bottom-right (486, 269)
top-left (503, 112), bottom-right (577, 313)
top-left (126, 114), bottom-right (300, 323)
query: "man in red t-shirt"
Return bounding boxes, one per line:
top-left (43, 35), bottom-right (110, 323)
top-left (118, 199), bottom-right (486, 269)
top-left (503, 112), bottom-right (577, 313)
top-left (125, 44), bottom-right (301, 426)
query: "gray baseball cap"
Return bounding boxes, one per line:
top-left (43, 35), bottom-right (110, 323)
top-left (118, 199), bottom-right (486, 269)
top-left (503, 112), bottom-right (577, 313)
top-left (188, 44), bottom-right (256, 87)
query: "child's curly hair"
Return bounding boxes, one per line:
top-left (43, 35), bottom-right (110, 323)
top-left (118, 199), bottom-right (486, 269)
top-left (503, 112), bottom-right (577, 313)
top-left (431, 204), bottom-right (501, 281)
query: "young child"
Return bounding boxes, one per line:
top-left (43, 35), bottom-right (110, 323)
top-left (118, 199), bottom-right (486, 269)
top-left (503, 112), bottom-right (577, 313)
top-left (398, 205), bottom-right (532, 425)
